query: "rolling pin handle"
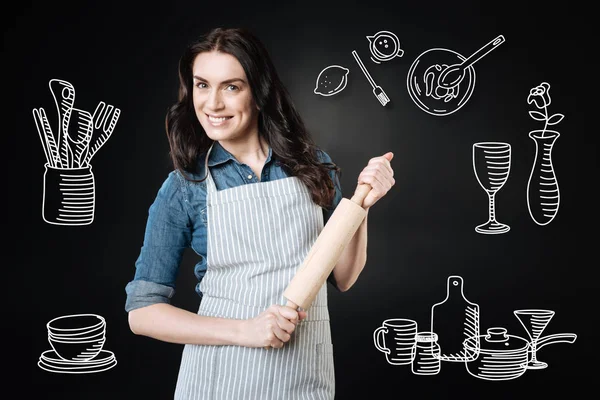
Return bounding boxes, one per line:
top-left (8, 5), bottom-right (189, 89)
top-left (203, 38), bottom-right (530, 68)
top-left (350, 183), bottom-right (371, 207)
top-left (264, 300), bottom-right (301, 350)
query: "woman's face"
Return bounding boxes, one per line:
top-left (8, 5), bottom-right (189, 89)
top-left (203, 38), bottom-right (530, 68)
top-left (192, 51), bottom-right (259, 143)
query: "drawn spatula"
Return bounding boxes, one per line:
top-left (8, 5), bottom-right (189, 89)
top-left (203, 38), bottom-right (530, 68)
top-left (437, 35), bottom-right (505, 90)
top-left (49, 79), bottom-right (76, 168)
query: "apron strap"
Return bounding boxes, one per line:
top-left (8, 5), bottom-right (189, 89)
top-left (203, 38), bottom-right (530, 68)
top-left (204, 142), bottom-right (216, 195)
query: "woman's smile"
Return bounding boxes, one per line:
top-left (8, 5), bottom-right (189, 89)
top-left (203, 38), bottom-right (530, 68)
top-left (206, 114), bottom-right (233, 127)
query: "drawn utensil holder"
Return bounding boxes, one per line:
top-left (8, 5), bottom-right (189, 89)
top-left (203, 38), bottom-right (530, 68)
top-left (42, 164), bottom-right (95, 225)
top-left (527, 130), bottom-right (560, 225)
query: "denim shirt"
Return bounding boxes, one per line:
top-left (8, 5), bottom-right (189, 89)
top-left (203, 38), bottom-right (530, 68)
top-left (124, 142), bottom-right (343, 312)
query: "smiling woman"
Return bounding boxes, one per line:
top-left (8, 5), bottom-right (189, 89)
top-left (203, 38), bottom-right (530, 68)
top-left (124, 27), bottom-right (395, 400)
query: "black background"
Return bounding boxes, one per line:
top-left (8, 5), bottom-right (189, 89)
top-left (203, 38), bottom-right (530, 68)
top-left (8, 1), bottom-right (596, 398)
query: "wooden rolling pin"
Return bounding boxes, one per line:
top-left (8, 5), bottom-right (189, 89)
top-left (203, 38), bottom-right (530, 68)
top-left (264, 184), bottom-right (370, 349)
top-left (283, 183), bottom-right (371, 311)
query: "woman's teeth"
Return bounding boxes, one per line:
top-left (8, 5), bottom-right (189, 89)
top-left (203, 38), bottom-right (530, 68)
top-left (208, 115), bottom-right (232, 123)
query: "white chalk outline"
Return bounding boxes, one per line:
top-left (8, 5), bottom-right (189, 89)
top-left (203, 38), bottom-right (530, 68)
top-left (431, 275), bottom-right (480, 362)
top-left (33, 79), bottom-right (120, 226)
top-left (407, 48), bottom-right (475, 116)
top-left (407, 35), bottom-right (504, 116)
top-left (436, 35), bottom-right (504, 90)
top-left (373, 278), bottom-right (575, 379)
top-left (38, 313), bottom-right (117, 374)
top-left (411, 332), bottom-right (441, 375)
top-left (514, 309), bottom-right (576, 370)
top-left (313, 65), bottom-right (349, 96)
top-left (526, 82), bottom-right (563, 226)
top-left (352, 50), bottom-right (390, 106)
top-left (463, 311), bottom-right (576, 380)
top-left (473, 142), bottom-right (511, 234)
top-left (366, 30), bottom-right (404, 64)
top-left (373, 319), bottom-right (417, 365)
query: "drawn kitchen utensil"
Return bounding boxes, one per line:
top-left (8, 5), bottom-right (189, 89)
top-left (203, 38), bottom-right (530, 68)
top-left (49, 79), bottom-right (76, 169)
top-left (514, 309), bottom-right (577, 370)
top-left (84, 101), bottom-right (121, 166)
top-left (33, 107), bottom-right (60, 168)
top-left (437, 35), bottom-right (505, 90)
top-left (67, 108), bottom-right (94, 168)
top-left (351, 50), bottom-right (390, 106)
top-left (431, 275), bottom-right (480, 362)
top-left (463, 326), bottom-right (576, 381)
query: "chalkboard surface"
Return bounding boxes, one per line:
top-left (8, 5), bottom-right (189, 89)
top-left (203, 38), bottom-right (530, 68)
top-left (10, 1), bottom-right (596, 398)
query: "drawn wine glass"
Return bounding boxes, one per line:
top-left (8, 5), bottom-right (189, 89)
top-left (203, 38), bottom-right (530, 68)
top-left (472, 142), bottom-right (511, 234)
top-left (514, 309), bottom-right (577, 370)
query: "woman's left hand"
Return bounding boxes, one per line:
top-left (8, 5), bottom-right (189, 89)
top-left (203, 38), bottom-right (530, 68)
top-left (356, 152), bottom-right (395, 209)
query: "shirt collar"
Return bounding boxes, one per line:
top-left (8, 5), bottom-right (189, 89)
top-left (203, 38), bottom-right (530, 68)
top-left (207, 141), bottom-right (273, 167)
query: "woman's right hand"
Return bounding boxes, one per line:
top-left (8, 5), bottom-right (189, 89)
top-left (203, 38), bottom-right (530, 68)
top-left (240, 305), bottom-right (307, 348)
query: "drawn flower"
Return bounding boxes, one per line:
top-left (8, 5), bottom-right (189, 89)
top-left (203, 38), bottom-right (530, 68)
top-left (527, 82), bottom-right (551, 109)
top-left (527, 82), bottom-right (564, 137)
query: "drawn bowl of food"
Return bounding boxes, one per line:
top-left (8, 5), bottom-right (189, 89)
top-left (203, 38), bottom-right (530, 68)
top-left (406, 48), bottom-right (476, 116)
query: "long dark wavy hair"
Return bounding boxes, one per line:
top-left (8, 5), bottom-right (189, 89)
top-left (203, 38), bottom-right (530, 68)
top-left (165, 27), bottom-right (340, 208)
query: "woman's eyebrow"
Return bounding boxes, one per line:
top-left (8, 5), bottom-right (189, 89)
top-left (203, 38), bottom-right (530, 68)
top-left (193, 76), bottom-right (246, 84)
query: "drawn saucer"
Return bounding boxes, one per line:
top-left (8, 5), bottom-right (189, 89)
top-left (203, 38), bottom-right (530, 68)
top-left (38, 349), bottom-right (117, 374)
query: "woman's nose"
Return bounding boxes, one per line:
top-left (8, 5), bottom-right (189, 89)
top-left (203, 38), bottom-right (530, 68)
top-left (206, 89), bottom-right (224, 110)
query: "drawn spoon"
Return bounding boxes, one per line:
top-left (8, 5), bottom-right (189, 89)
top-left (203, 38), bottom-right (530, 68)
top-left (437, 35), bottom-right (505, 90)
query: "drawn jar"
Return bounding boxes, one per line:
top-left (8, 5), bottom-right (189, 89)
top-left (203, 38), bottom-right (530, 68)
top-left (411, 332), bottom-right (441, 375)
top-left (42, 164), bottom-right (95, 225)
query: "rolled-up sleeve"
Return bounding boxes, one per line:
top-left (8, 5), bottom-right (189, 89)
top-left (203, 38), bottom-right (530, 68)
top-left (124, 171), bottom-right (192, 312)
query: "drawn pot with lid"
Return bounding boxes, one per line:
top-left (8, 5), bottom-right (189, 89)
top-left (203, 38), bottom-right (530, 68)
top-left (463, 327), bottom-right (576, 381)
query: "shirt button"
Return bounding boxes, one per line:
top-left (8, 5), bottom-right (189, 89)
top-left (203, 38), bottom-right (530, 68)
top-left (247, 175), bottom-right (253, 179)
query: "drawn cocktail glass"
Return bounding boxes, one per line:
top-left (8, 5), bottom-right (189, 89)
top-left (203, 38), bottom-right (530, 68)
top-left (473, 142), bottom-right (511, 234)
top-left (514, 309), bottom-right (553, 369)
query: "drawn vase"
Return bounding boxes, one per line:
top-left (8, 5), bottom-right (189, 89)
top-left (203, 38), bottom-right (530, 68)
top-left (526, 130), bottom-right (560, 226)
top-left (42, 164), bottom-right (95, 226)
top-left (431, 276), bottom-right (479, 362)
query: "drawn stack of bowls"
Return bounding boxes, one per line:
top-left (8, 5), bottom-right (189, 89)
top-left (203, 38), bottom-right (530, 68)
top-left (38, 314), bottom-right (117, 373)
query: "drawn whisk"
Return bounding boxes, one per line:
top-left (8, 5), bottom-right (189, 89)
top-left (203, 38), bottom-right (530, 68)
top-left (352, 50), bottom-right (390, 106)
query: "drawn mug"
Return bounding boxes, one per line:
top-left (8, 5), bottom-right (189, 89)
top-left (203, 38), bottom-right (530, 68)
top-left (373, 318), bottom-right (417, 365)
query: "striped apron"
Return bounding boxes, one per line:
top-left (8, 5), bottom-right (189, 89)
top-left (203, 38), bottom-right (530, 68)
top-left (174, 146), bottom-right (335, 399)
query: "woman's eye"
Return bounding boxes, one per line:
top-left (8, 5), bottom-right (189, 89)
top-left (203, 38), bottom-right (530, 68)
top-left (226, 85), bottom-right (239, 91)
top-left (196, 82), bottom-right (207, 89)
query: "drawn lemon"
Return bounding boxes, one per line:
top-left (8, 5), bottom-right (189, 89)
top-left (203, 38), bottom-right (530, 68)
top-left (314, 65), bottom-right (350, 96)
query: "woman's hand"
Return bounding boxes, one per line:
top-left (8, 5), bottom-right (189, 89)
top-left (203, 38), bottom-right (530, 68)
top-left (356, 152), bottom-right (395, 209)
top-left (240, 305), bottom-right (307, 348)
